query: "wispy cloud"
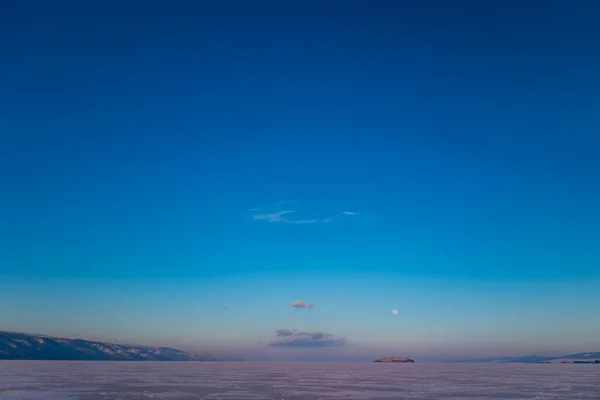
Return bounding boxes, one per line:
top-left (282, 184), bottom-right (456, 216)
top-left (270, 330), bottom-right (346, 348)
top-left (290, 300), bottom-right (315, 309)
top-left (252, 210), bottom-right (294, 223)
top-left (251, 207), bottom-right (331, 225)
top-left (251, 202), bottom-right (363, 225)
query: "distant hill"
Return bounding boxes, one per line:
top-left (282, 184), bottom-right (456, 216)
top-left (374, 357), bottom-right (415, 363)
top-left (0, 331), bottom-right (214, 361)
top-left (560, 352), bottom-right (600, 359)
top-left (456, 355), bottom-right (553, 363)
top-left (457, 352), bottom-right (600, 364)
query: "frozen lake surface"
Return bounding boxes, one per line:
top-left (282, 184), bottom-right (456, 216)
top-left (1, 361), bottom-right (599, 399)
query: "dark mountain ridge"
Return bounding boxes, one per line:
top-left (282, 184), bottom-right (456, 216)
top-left (374, 357), bottom-right (415, 363)
top-left (0, 331), bottom-right (214, 361)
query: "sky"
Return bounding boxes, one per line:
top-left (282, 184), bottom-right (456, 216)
top-left (1, 0), bottom-right (599, 361)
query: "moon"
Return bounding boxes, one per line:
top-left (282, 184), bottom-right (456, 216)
top-left (392, 308), bottom-right (398, 316)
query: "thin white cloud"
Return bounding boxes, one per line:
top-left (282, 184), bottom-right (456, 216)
top-left (252, 207), bottom-right (331, 225)
top-left (251, 203), bottom-right (362, 225)
top-left (252, 210), bottom-right (294, 222)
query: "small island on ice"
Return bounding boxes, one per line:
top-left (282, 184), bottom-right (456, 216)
top-left (374, 357), bottom-right (415, 363)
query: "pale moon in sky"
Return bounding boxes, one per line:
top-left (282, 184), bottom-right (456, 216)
top-left (392, 308), bottom-right (398, 315)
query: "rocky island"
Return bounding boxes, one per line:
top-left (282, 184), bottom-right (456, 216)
top-left (374, 357), bottom-right (415, 363)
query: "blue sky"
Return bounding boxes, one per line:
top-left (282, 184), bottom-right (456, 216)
top-left (1, 0), bottom-right (599, 361)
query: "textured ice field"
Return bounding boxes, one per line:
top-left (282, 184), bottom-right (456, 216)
top-left (0, 361), bottom-right (599, 399)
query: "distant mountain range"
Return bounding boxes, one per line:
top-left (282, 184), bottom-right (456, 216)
top-left (457, 352), bottom-right (600, 364)
top-left (0, 331), bottom-right (214, 361)
top-left (3, 330), bottom-right (598, 363)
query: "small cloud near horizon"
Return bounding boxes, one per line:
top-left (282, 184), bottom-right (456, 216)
top-left (290, 300), bottom-right (315, 309)
top-left (270, 330), bottom-right (346, 348)
top-left (275, 329), bottom-right (296, 337)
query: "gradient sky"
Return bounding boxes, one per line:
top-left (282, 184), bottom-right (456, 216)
top-left (1, 0), bottom-right (599, 361)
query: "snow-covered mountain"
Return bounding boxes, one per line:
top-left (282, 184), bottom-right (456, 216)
top-left (0, 331), bottom-right (214, 361)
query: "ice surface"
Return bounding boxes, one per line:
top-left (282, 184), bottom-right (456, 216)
top-left (0, 361), bottom-right (598, 399)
